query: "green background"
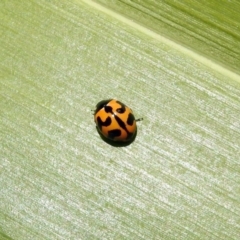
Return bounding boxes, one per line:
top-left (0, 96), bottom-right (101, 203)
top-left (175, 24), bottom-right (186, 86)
top-left (1, 0), bottom-right (240, 239)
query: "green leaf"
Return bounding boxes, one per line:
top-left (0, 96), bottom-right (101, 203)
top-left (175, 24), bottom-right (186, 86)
top-left (1, 0), bottom-right (240, 239)
top-left (92, 0), bottom-right (240, 75)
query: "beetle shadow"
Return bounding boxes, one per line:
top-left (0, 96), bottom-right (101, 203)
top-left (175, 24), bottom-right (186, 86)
top-left (96, 126), bottom-right (138, 147)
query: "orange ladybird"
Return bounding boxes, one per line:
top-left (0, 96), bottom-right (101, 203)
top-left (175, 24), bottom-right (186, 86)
top-left (94, 99), bottom-right (142, 142)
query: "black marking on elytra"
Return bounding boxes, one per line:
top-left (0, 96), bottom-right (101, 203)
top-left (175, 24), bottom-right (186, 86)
top-left (97, 116), bottom-right (111, 130)
top-left (96, 125), bottom-right (138, 147)
top-left (108, 129), bottom-right (121, 139)
top-left (127, 113), bottom-right (135, 126)
top-left (108, 115), bottom-right (133, 141)
top-left (116, 101), bottom-right (126, 113)
top-left (114, 115), bottom-right (131, 137)
top-left (95, 99), bottom-right (112, 114)
top-left (105, 105), bottom-right (113, 113)
top-left (112, 102), bottom-right (134, 140)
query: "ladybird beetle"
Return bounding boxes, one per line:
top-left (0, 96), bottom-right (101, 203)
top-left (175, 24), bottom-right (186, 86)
top-left (94, 99), bottom-right (142, 142)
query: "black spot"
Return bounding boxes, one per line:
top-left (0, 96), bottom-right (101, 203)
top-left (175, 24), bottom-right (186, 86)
top-left (97, 116), bottom-right (111, 130)
top-left (114, 115), bottom-right (135, 141)
top-left (115, 115), bottom-right (128, 132)
top-left (105, 105), bottom-right (113, 113)
top-left (127, 113), bottom-right (135, 126)
top-left (95, 99), bottom-right (112, 114)
top-left (108, 129), bottom-right (121, 139)
top-left (96, 126), bottom-right (138, 147)
top-left (116, 101), bottom-right (126, 113)
top-left (116, 107), bottom-right (125, 113)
